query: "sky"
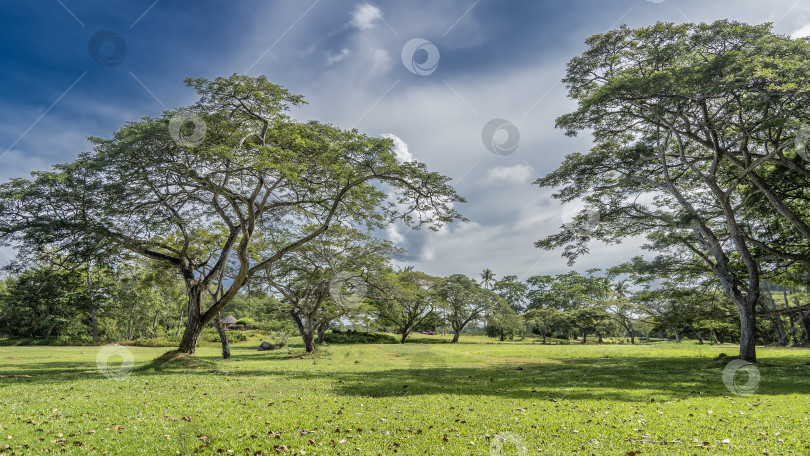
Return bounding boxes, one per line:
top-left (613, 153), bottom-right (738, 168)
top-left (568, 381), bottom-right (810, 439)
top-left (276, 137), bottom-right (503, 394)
top-left (2, 0), bottom-right (810, 280)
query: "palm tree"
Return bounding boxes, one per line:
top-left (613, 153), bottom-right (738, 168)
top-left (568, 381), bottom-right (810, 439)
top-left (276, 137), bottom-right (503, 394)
top-left (614, 280), bottom-right (630, 299)
top-left (480, 268), bottom-right (496, 290)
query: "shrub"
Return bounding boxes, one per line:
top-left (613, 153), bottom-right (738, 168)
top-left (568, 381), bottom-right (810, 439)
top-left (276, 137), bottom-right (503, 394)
top-left (235, 317), bottom-right (256, 326)
top-left (129, 338), bottom-right (177, 347)
top-left (323, 329), bottom-right (398, 344)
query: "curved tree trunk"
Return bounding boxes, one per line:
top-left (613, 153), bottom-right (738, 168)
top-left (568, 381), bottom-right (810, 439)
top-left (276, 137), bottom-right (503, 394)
top-left (317, 321), bottom-right (328, 345)
top-left (178, 290), bottom-right (205, 355)
top-left (213, 312), bottom-right (231, 359)
top-left (289, 309), bottom-right (315, 353)
top-left (451, 331), bottom-right (460, 343)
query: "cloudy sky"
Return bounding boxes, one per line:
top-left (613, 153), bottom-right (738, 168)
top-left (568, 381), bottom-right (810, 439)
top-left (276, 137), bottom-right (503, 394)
top-left (1, 0), bottom-right (809, 280)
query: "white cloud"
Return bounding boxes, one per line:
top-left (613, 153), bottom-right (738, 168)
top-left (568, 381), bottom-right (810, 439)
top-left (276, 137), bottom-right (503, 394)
top-left (792, 23), bottom-right (810, 38)
top-left (370, 48), bottom-right (392, 74)
top-left (350, 4), bottom-right (382, 31)
top-left (480, 164), bottom-right (535, 185)
top-left (326, 48), bottom-right (350, 66)
top-left (380, 133), bottom-right (413, 162)
top-left (387, 225), bottom-right (405, 244)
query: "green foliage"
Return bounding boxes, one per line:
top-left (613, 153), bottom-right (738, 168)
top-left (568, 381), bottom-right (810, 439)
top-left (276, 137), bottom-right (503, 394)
top-left (370, 269), bottom-right (442, 342)
top-left (322, 329), bottom-right (398, 344)
top-left (485, 301), bottom-right (526, 341)
top-left (0, 74), bottom-right (465, 354)
top-left (0, 266), bottom-right (89, 338)
top-left (437, 274), bottom-right (502, 341)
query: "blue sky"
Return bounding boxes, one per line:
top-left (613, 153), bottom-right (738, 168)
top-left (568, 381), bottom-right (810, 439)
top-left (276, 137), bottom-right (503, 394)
top-left (2, 0), bottom-right (810, 279)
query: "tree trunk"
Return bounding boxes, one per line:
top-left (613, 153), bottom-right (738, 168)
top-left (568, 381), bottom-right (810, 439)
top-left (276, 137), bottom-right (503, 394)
top-left (764, 287), bottom-right (788, 345)
top-left (213, 312), bottom-right (231, 359)
top-left (289, 309), bottom-right (315, 353)
top-left (582, 333), bottom-right (587, 344)
top-left (672, 327), bottom-right (680, 343)
top-left (178, 289), bottom-right (207, 355)
top-left (541, 330), bottom-right (547, 344)
top-left (451, 331), bottom-right (460, 343)
top-left (87, 266), bottom-right (98, 343)
top-left (400, 331), bottom-right (408, 344)
top-left (737, 303), bottom-right (757, 362)
top-left (317, 321), bottom-right (328, 345)
top-left (800, 310), bottom-right (810, 348)
top-left (178, 316), bottom-right (203, 354)
top-left (597, 333), bottom-right (603, 344)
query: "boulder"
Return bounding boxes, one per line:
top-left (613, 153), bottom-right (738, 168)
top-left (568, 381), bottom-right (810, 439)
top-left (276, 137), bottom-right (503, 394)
top-left (258, 341), bottom-right (272, 351)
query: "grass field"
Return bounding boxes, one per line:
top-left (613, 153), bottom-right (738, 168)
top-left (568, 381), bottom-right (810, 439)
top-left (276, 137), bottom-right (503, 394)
top-left (1, 335), bottom-right (809, 455)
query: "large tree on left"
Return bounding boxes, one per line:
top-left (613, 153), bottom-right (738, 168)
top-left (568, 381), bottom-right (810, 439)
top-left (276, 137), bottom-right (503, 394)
top-left (0, 74), bottom-right (464, 354)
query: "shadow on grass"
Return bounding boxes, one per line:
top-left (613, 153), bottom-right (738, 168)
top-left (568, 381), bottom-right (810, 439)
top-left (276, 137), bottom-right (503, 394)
top-left (2, 346), bottom-right (808, 402)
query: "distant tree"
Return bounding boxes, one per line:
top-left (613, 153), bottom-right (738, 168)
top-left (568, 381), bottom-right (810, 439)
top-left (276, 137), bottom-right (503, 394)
top-left (480, 268), bottom-right (496, 290)
top-left (371, 270), bottom-right (441, 343)
top-left (524, 307), bottom-right (563, 344)
top-left (606, 280), bottom-right (637, 343)
top-left (492, 275), bottom-right (528, 313)
top-left (526, 271), bottom-right (608, 311)
top-left (438, 274), bottom-right (501, 343)
top-left (0, 266), bottom-right (88, 339)
top-left (567, 306), bottom-right (612, 344)
top-left (486, 299), bottom-right (525, 341)
top-left (266, 226), bottom-right (394, 352)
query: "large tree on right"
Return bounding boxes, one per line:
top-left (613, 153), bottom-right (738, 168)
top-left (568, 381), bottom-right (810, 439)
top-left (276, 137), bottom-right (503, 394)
top-left (537, 21), bottom-right (810, 362)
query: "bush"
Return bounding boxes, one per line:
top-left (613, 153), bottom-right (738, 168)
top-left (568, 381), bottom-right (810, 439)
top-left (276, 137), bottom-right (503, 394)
top-left (323, 329), bottom-right (398, 344)
top-left (204, 328), bottom-right (247, 342)
top-left (128, 338), bottom-right (177, 347)
top-left (235, 317), bottom-right (256, 326)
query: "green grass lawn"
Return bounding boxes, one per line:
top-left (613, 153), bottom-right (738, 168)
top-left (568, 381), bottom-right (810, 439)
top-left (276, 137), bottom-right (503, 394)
top-left (1, 336), bottom-right (809, 455)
